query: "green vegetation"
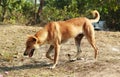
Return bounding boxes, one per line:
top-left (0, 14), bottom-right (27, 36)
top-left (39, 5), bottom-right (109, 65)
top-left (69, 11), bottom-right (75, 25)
top-left (0, 0), bottom-right (120, 30)
top-left (0, 0), bottom-right (34, 24)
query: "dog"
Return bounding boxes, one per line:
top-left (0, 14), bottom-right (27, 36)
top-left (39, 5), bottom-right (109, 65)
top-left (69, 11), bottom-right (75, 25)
top-left (24, 10), bottom-right (100, 69)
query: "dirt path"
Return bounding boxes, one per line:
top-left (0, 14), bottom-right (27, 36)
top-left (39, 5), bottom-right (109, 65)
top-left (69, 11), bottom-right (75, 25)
top-left (0, 25), bottom-right (120, 77)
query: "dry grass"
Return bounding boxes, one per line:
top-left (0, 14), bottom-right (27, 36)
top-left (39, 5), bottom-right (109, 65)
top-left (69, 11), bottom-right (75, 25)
top-left (0, 25), bottom-right (120, 77)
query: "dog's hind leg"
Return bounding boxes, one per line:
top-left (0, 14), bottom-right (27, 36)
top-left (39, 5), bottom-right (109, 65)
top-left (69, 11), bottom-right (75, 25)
top-left (86, 34), bottom-right (98, 59)
top-left (46, 45), bottom-right (54, 60)
top-left (84, 25), bottom-right (98, 59)
top-left (69, 34), bottom-right (84, 61)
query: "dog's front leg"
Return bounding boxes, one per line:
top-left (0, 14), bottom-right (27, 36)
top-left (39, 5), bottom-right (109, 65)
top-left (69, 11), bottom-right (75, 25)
top-left (50, 40), bottom-right (60, 69)
top-left (46, 45), bottom-right (54, 61)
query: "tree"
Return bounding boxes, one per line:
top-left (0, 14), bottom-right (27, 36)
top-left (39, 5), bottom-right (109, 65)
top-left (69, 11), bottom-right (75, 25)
top-left (0, 0), bottom-right (10, 21)
top-left (26, 0), bottom-right (44, 25)
top-left (0, 0), bottom-right (119, 30)
top-left (0, 0), bottom-right (34, 24)
top-left (42, 0), bottom-right (120, 30)
top-left (37, 0), bottom-right (44, 16)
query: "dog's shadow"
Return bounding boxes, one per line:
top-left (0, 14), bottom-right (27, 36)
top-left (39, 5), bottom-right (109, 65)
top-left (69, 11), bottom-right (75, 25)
top-left (0, 61), bottom-right (52, 71)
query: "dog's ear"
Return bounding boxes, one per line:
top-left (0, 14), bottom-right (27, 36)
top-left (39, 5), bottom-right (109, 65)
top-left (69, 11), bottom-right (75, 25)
top-left (31, 36), bottom-right (37, 42)
top-left (31, 37), bottom-right (37, 42)
top-left (27, 35), bottom-right (37, 42)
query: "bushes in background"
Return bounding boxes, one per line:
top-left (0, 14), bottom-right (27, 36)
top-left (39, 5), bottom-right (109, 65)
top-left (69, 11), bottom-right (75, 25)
top-left (0, 0), bottom-right (120, 31)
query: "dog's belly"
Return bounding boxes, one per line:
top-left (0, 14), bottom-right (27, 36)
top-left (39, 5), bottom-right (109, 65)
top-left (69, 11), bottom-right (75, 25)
top-left (61, 26), bottom-right (83, 39)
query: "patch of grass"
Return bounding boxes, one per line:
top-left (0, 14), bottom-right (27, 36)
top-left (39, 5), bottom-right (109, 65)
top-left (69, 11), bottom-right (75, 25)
top-left (0, 51), bottom-right (18, 62)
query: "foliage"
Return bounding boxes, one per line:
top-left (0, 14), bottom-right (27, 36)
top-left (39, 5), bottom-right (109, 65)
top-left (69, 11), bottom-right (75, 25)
top-left (0, 0), bottom-right (120, 30)
top-left (0, 0), bottom-right (34, 24)
top-left (42, 0), bottom-right (80, 22)
top-left (42, 0), bottom-right (120, 30)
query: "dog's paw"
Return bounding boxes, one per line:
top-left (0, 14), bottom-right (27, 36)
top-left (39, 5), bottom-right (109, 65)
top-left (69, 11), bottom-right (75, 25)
top-left (69, 59), bottom-right (76, 62)
top-left (49, 66), bottom-right (55, 69)
top-left (77, 57), bottom-right (84, 60)
top-left (48, 64), bottom-right (56, 69)
top-left (67, 54), bottom-right (84, 62)
top-left (69, 57), bottom-right (85, 62)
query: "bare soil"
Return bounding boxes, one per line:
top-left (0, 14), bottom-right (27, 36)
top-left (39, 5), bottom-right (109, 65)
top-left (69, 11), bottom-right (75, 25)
top-left (0, 25), bottom-right (120, 77)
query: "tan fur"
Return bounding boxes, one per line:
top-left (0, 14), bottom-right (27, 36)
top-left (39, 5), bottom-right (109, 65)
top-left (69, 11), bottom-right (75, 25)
top-left (24, 10), bottom-right (100, 69)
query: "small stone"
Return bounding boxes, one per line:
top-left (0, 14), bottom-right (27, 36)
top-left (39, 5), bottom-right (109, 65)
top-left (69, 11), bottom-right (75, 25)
top-left (5, 71), bottom-right (9, 75)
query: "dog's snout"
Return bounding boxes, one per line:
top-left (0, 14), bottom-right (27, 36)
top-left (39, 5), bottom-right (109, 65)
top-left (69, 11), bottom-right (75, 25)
top-left (23, 52), bottom-right (28, 56)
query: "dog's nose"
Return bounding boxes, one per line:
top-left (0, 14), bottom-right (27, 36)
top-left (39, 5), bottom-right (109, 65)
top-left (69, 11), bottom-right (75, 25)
top-left (23, 52), bottom-right (28, 56)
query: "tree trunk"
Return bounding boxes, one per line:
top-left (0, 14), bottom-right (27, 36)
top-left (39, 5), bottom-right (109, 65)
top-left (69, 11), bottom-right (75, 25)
top-left (26, 0), bottom-right (44, 25)
top-left (0, 0), bottom-right (8, 22)
top-left (37, 0), bottom-right (44, 16)
top-left (34, 0), bottom-right (37, 24)
top-left (34, 0), bottom-right (44, 24)
top-left (1, 5), bottom-right (6, 22)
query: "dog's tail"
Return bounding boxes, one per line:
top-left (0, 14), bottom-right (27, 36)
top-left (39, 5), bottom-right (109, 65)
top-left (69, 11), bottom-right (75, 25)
top-left (90, 10), bottom-right (100, 23)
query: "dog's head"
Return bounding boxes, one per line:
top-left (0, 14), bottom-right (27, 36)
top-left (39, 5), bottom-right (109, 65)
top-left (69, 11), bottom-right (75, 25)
top-left (24, 29), bottom-right (48, 57)
top-left (24, 35), bottom-right (40, 57)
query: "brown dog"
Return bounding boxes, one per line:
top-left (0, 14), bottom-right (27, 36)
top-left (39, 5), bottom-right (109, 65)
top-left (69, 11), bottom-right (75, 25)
top-left (24, 10), bottom-right (100, 68)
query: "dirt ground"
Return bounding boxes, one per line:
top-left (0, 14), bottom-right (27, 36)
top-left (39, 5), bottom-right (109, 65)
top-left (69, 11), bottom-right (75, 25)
top-left (0, 25), bottom-right (120, 77)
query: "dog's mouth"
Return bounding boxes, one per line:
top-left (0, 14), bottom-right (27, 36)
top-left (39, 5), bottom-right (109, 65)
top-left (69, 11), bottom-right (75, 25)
top-left (29, 49), bottom-right (35, 57)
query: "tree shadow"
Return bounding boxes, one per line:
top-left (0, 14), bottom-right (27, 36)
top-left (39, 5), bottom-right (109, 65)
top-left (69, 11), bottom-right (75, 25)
top-left (0, 61), bottom-right (52, 71)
